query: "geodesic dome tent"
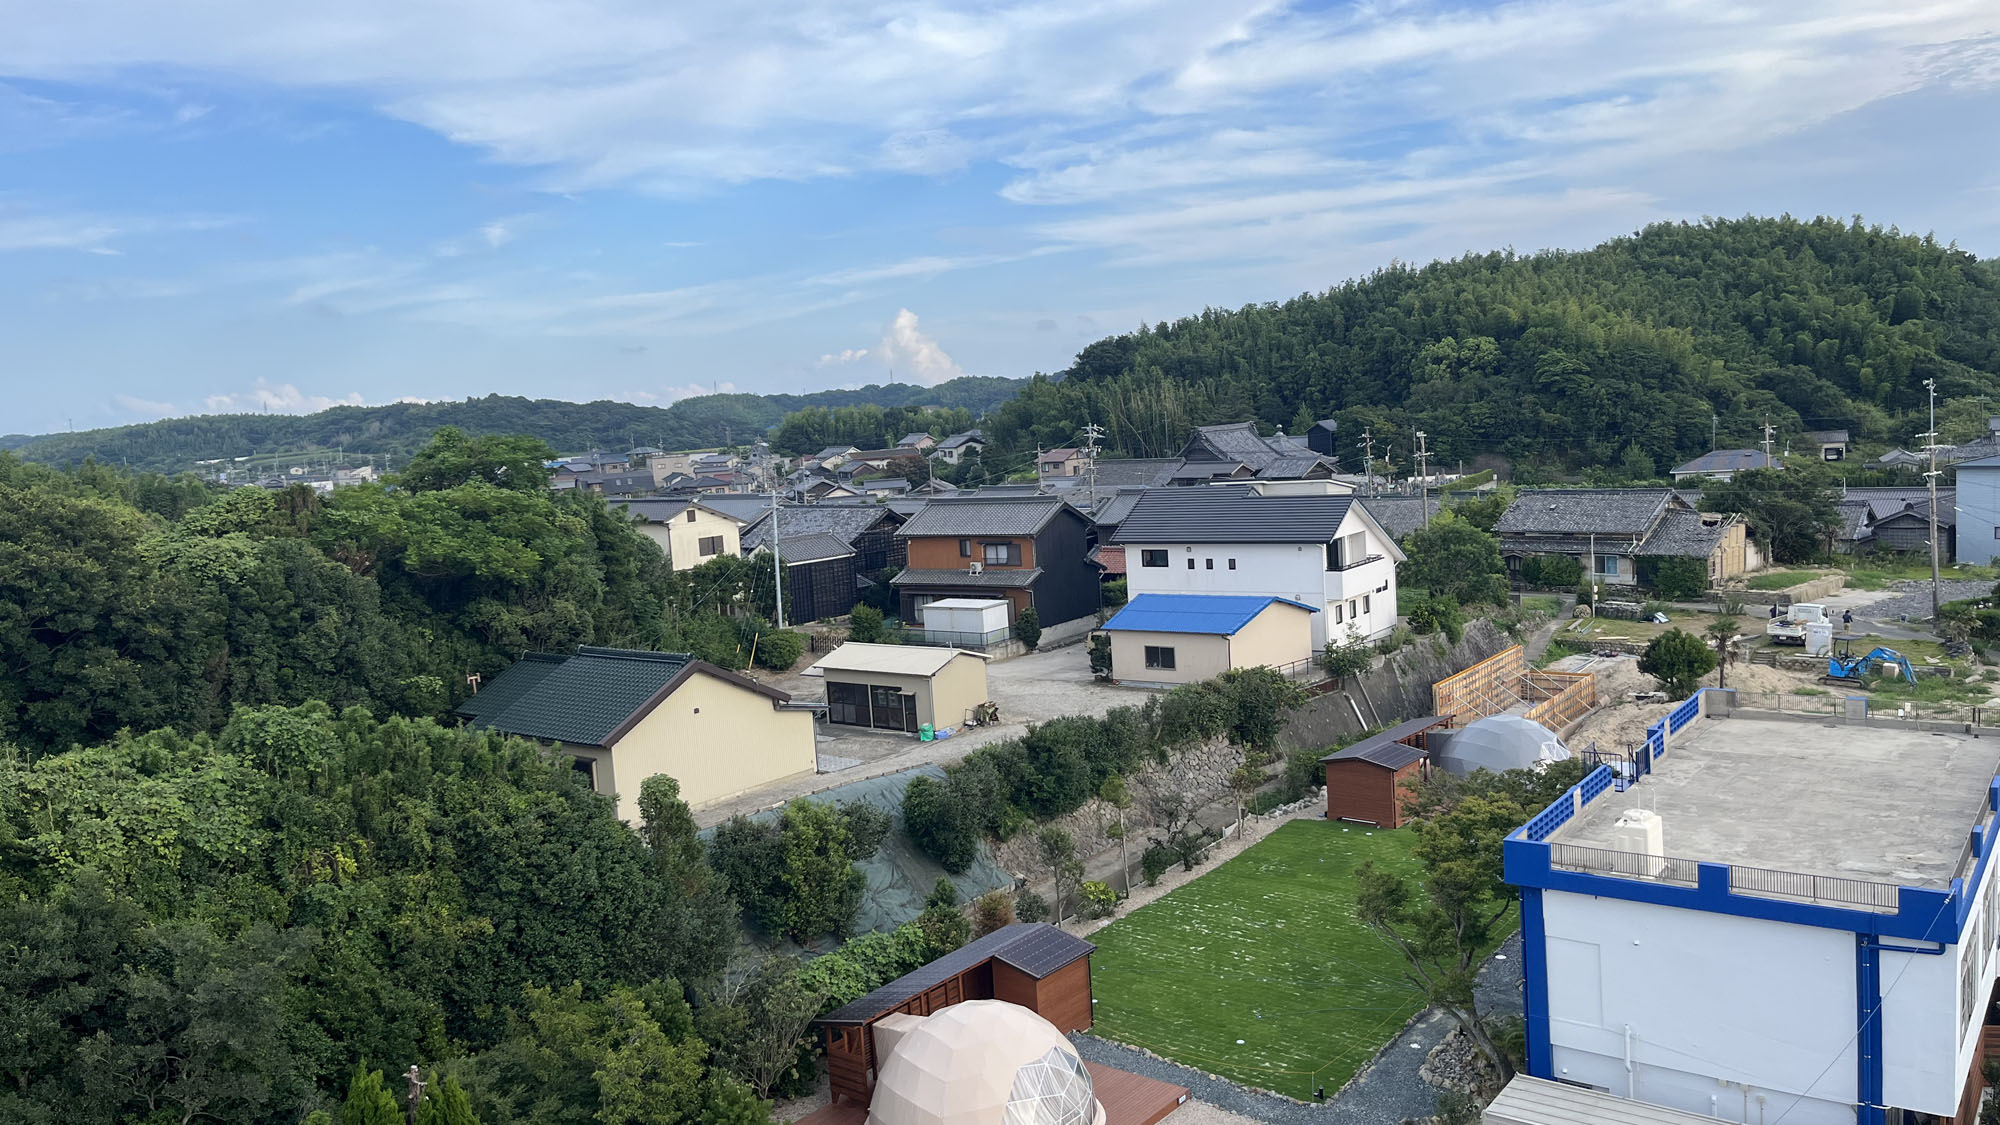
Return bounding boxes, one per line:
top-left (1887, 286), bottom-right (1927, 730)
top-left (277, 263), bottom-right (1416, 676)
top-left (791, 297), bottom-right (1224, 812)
top-left (1432, 714), bottom-right (1570, 776)
top-left (866, 1001), bottom-right (1106, 1125)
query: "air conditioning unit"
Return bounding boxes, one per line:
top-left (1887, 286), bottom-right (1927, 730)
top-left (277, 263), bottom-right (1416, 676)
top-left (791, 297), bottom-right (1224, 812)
top-left (969, 561), bottom-right (984, 574)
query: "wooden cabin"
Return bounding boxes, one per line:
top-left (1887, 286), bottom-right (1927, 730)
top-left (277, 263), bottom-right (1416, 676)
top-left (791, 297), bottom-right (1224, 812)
top-left (1320, 715), bottom-right (1452, 828)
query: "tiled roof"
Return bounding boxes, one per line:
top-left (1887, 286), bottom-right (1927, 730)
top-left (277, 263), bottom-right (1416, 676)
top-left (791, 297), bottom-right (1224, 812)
top-left (769, 532), bottom-right (857, 564)
top-left (1636, 507), bottom-right (1727, 558)
top-left (458, 653), bottom-right (565, 719)
top-left (1492, 490), bottom-right (1673, 537)
top-left (607, 497), bottom-right (696, 523)
top-left (895, 497), bottom-right (1071, 538)
top-left (1110, 485), bottom-right (1354, 544)
top-left (819, 924), bottom-right (1094, 1026)
top-left (1358, 496), bottom-right (1434, 539)
top-left (897, 433), bottom-right (933, 446)
top-left (890, 567), bottom-right (1043, 589)
top-left (1089, 544), bottom-right (1127, 574)
top-left (1805, 430), bottom-right (1850, 444)
top-left (1319, 716), bottom-right (1450, 768)
top-left (1671, 449), bottom-right (1780, 475)
top-left (1103, 593), bottom-right (1318, 635)
top-left (1091, 491), bottom-right (1146, 530)
top-left (699, 494), bottom-right (776, 524)
top-left (741, 505), bottom-right (897, 554)
top-left (1178, 421), bottom-right (1340, 476)
top-left (936, 429), bottom-right (984, 450)
top-left (1088, 459), bottom-right (1182, 488)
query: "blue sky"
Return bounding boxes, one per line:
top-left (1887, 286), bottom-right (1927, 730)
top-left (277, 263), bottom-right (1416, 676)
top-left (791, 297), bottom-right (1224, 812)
top-left (4, 1), bottom-right (1999, 435)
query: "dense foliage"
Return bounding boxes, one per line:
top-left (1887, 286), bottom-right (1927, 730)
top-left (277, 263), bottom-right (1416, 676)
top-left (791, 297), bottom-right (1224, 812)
top-left (1638, 628), bottom-right (1719, 697)
top-left (4, 379), bottom-right (1026, 473)
top-left (1697, 466), bottom-right (1841, 564)
top-left (767, 404), bottom-right (976, 456)
top-left (979, 217), bottom-right (2000, 473)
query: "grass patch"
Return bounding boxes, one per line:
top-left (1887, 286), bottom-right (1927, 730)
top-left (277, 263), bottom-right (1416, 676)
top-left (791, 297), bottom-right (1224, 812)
top-left (1744, 570), bottom-right (1823, 591)
top-left (1841, 559), bottom-right (1997, 590)
top-left (1519, 595), bottom-right (1562, 617)
top-left (1089, 820), bottom-right (1488, 1100)
top-left (1791, 686), bottom-right (1828, 696)
top-left (1859, 672), bottom-right (1988, 704)
top-left (1535, 638), bottom-right (1586, 668)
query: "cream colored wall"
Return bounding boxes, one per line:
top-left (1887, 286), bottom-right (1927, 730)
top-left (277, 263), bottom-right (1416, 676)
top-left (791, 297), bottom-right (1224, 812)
top-left (822, 669), bottom-right (931, 726)
top-left (925, 655), bottom-right (990, 729)
top-left (607, 670), bottom-right (815, 821)
top-left (1227, 604), bottom-right (1316, 669)
top-left (660, 508), bottom-right (742, 571)
top-left (1108, 630), bottom-right (1232, 685)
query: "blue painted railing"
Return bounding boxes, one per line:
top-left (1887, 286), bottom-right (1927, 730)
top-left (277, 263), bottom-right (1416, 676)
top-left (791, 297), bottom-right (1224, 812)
top-left (1520, 764), bottom-right (1617, 843)
top-left (1668, 694), bottom-right (1700, 735)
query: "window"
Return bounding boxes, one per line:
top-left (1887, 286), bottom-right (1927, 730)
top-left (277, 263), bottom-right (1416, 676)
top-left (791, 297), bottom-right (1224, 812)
top-left (959, 538), bottom-right (972, 557)
top-left (1144, 645), bottom-right (1176, 670)
top-left (1141, 549), bottom-right (1168, 568)
top-left (1187, 558), bottom-right (1195, 570)
top-left (1228, 558), bottom-right (1236, 570)
top-left (1602, 557), bottom-right (1621, 576)
top-left (1348, 600), bottom-right (1357, 620)
top-left (685, 508), bottom-right (698, 522)
top-left (983, 542), bottom-right (1021, 566)
top-left (1362, 594), bottom-right (1371, 614)
top-left (698, 535), bottom-right (724, 557)
top-left (1205, 558), bottom-right (1213, 570)
top-left (1325, 542), bottom-right (1339, 571)
top-left (1335, 604), bottom-right (1344, 623)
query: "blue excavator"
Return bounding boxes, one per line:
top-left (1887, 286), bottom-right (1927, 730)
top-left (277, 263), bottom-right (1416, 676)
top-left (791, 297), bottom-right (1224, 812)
top-left (1824, 635), bottom-right (1918, 685)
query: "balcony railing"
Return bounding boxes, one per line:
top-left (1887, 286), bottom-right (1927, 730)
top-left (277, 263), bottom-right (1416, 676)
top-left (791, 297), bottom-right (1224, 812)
top-left (1548, 841), bottom-right (1902, 913)
top-left (1326, 553), bottom-right (1385, 573)
top-left (902, 626), bottom-right (1013, 650)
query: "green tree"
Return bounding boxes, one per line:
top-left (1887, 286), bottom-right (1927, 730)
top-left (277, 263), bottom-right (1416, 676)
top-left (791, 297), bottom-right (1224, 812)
top-left (341, 1067), bottom-right (405, 1125)
top-left (1646, 555), bottom-right (1710, 599)
top-left (1319, 630), bottom-right (1374, 681)
top-left (1219, 666), bottom-right (1308, 753)
top-left (776, 800), bottom-right (867, 942)
top-left (396, 427), bottom-right (560, 493)
top-left (902, 774), bottom-right (977, 874)
top-left (1012, 607), bottom-right (1042, 651)
top-left (1035, 827), bottom-right (1083, 921)
top-left (415, 1073), bottom-right (482, 1125)
top-left (1398, 513), bottom-right (1508, 607)
top-left (1699, 468), bottom-right (1839, 564)
top-left (1705, 617), bottom-right (1740, 688)
top-left (1088, 633), bottom-right (1113, 679)
top-left (847, 604), bottom-right (886, 643)
top-left (1638, 628), bottom-right (1718, 697)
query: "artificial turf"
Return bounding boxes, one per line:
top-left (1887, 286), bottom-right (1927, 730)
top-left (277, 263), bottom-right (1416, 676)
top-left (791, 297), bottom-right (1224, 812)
top-left (1087, 818), bottom-right (1491, 1101)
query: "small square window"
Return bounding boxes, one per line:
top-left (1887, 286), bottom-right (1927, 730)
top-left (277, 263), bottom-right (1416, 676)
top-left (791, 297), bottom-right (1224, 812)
top-left (1144, 645), bottom-right (1176, 670)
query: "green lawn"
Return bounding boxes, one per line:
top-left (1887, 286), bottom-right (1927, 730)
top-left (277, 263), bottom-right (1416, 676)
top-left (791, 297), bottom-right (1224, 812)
top-left (1745, 569), bottom-right (1824, 591)
top-left (1089, 820), bottom-right (1493, 1100)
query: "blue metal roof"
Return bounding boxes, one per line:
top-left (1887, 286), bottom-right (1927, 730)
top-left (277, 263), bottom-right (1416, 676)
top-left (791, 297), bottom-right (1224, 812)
top-left (1101, 593), bottom-right (1318, 635)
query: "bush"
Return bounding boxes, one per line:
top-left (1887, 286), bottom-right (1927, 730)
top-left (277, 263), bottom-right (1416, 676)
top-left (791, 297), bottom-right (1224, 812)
top-left (1088, 633), bottom-right (1113, 679)
top-left (902, 775), bottom-right (977, 874)
top-left (1638, 628), bottom-right (1718, 698)
top-left (971, 891), bottom-right (1014, 936)
top-left (1405, 592), bottom-right (1465, 644)
top-left (1373, 625), bottom-right (1412, 655)
top-left (1014, 890), bottom-right (1050, 923)
top-left (1319, 631), bottom-right (1373, 679)
top-left (1520, 553), bottom-right (1582, 590)
top-left (1013, 607), bottom-right (1042, 651)
top-left (751, 628), bottom-right (805, 671)
top-left (847, 605), bottom-right (886, 643)
top-left (1101, 578), bottom-right (1128, 608)
top-left (1647, 555), bottom-right (1710, 600)
top-left (1140, 845), bottom-right (1173, 887)
top-left (1080, 880), bottom-right (1118, 919)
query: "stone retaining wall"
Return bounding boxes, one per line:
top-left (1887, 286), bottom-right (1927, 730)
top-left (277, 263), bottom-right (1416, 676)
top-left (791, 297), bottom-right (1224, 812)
top-left (1730, 574), bottom-right (1848, 606)
top-left (1278, 619), bottom-right (1518, 752)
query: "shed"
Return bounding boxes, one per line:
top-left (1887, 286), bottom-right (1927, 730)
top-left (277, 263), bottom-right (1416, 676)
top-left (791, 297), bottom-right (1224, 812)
top-left (805, 642), bottom-right (992, 734)
top-left (1100, 593), bottom-right (1319, 687)
top-left (917, 598), bottom-right (1011, 647)
top-left (1319, 716), bottom-right (1450, 827)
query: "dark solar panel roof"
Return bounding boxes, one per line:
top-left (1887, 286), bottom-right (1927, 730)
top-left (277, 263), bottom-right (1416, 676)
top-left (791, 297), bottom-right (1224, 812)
top-left (817, 923), bottom-right (1095, 1026)
top-left (1319, 715), bottom-right (1449, 768)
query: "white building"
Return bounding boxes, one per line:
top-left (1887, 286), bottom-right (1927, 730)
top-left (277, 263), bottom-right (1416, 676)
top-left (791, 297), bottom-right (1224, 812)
top-left (1507, 691), bottom-right (2000, 1125)
top-left (1109, 482), bottom-right (1403, 646)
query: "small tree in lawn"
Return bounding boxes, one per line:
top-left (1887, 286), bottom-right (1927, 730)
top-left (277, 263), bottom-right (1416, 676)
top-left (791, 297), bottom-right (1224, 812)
top-left (1035, 826), bottom-right (1081, 921)
top-left (1013, 607), bottom-right (1042, 651)
top-left (1100, 775), bottom-right (1133, 892)
top-left (1638, 628), bottom-right (1717, 699)
top-left (1704, 618), bottom-right (1738, 688)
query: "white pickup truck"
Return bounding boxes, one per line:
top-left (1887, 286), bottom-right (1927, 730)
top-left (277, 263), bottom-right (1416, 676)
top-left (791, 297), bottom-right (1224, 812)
top-left (1766, 602), bottom-right (1828, 645)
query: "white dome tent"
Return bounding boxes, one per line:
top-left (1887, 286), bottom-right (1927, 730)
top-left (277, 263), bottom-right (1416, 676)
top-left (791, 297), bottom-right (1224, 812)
top-left (1432, 714), bottom-right (1571, 776)
top-left (866, 1000), bottom-right (1106, 1125)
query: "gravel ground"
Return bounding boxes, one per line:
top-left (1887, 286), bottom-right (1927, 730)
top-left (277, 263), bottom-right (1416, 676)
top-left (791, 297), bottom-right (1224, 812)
top-left (1856, 579), bottom-right (1990, 623)
top-left (1074, 934), bottom-right (1525, 1124)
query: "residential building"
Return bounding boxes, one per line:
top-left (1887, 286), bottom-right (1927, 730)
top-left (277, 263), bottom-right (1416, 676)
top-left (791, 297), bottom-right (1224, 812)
top-left (625, 445), bottom-right (665, 465)
top-left (1507, 694), bottom-right (2000, 1124)
top-left (606, 497), bottom-right (743, 570)
top-left (1170, 421), bottom-right (1340, 483)
top-left (1835, 487), bottom-right (1956, 559)
top-left (1491, 489), bottom-right (1751, 589)
top-left (1100, 593), bottom-right (1319, 687)
top-left (764, 532), bottom-right (860, 623)
top-left (858, 477), bottom-right (911, 497)
top-left (804, 642), bottom-right (991, 734)
top-left (1304, 417), bottom-right (1339, 457)
top-left (807, 445), bottom-right (859, 471)
top-left (459, 647), bottom-right (819, 820)
top-left (597, 470), bottom-right (659, 498)
top-left (933, 430), bottom-right (985, 464)
top-left (742, 501), bottom-right (906, 578)
top-left (1110, 483), bottom-right (1403, 646)
top-left (1669, 449), bottom-right (1781, 482)
top-left (1037, 447), bottom-right (1087, 478)
top-left (1879, 448), bottom-right (1927, 469)
top-left (1805, 429), bottom-right (1850, 461)
top-left (896, 432), bottom-right (937, 451)
top-left (891, 496), bottom-right (1101, 626)
top-left (1956, 455), bottom-right (2000, 565)
top-left (845, 447), bottom-right (924, 473)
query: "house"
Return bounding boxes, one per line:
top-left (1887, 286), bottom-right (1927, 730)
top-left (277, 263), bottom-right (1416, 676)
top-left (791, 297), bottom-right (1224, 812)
top-left (1319, 716), bottom-right (1451, 827)
top-left (459, 646), bottom-right (818, 820)
top-left (743, 502), bottom-right (907, 573)
top-left (1100, 593), bottom-right (1319, 687)
top-left (1668, 449), bottom-right (1780, 482)
top-left (607, 497), bottom-right (745, 569)
top-left (625, 445), bottom-right (665, 465)
top-left (858, 477), bottom-right (911, 497)
top-left (910, 477), bottom-right (959, 496)
top-left (896, 432), bottom-right (936, 452)
top-left (1507, 694), bottom-right (2000, 1124)
top-left (804, 642), bottom-right (991, 734)
top-left (1879, 447), bottom-right (1927, 469)
top-left (1492, 489), bottom-right (1751, 589)
top-left (806, 445), bottom-right (859, 471)
top-left (1110, 483), bottom-right (1403, 646)
top-left (932, 430), bottom-right (985, 465)
top-left (1804, 429), bottom-right (1850, 461)
top-left (1304, 417), bottom-right (1339, 458)
top-left (790, 477), bottom-right (861, 502)
top-left (763, 532), bottom-right (860, 623)
top-left (1836, 487), bottom-right (1957, 559)
top-left (1172, 421), bottom-right (1340, 482)
top-left (1037, 447), bottom-right (1087, 478)
top-left (846, 448), bottom-right (925, 472)
top-left (891, 496), bottom-right (1101, 627)
top-left (1956, 455), bottom-right (2000, 565)
top-left (597, 470), bottom-right (659, 498)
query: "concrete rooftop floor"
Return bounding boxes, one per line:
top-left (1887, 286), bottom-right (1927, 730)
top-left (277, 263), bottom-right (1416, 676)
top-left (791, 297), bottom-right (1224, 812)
top-left (1557, 714), bottom-right (2000, 888)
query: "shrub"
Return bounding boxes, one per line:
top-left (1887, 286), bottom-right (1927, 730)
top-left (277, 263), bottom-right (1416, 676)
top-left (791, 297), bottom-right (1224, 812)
top-left (902, 775), bottom-right (977, 874)
top-left (1638, 628), bottom-right (1717, 699)
top-left (924, 876), bottom-right (959, 910)
top-left (1017, 720), bottom-right (1096, 818)
top-left (1014, 890), bottom-right (1050, 923)
top-left (1088, 633), bottom-right (1113, 679)
top-left (847, 604), bottom-right (886, 643)
top-left (1013, 607), bottom-right (1042, 651)
top-left (1320, 631), bottom-right (1374, 679)
top-left (1101, 578), bottom-right (1128, 608)
top-left (1647, 555), bottom-right (1710, 600)
top-left (752, 628), bottom-right (805, 671)
top-left (1520, 553), bottom-right (1582, 590)
top-left (1080, 880), bottom-right (1119, 919)
top-left (1406, 592), bottom-right (1465, 644)
top-left (1373, 625), bottom-right (1412, 655)
top-left (1140, 845), bottom-right (1172, 887)
top-left (915, 902), bottom-right (970, 955)
top-left (971, 891), bottom-right (1015, 936)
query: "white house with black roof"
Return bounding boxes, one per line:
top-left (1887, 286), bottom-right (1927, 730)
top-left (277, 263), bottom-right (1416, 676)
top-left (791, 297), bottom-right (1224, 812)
top-left (1110, 483), bottom-right (1403, 646)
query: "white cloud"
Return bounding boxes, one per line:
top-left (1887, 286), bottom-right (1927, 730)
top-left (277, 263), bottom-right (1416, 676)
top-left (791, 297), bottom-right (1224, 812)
top-left (817, 347), bottom-right (870, 366)
top-left (203, 379), bottom-right (367, 414)
top-left (0, 204), bottom-right (241, 254)
top-left (654, 382), bottom-right (737, 404)
top-left (113, 392), bottom-right (178, 417)
top-left (874, 308), bottom-right (963, 386)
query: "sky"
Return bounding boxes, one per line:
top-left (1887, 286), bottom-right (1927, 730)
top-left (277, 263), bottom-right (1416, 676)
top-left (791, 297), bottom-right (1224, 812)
top-left (3, 1), bottom-right (1999, 436)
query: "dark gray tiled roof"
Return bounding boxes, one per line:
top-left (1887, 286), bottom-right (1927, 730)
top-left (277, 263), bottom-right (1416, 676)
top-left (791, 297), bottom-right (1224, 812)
top-left (1671, 449), bottom-right (1780, 475)
top-left (1357, 496), bottom-right (1434, 539)
top-left (890, 567), bottom-right (1043, 589)
top-left (936, 429), bottom-right (984, 450)
top-left (1835, 499), bottom-right (1874, 542)
top-left (742, 504), bottom-right (897, 554)
top-left (819, 923), bottom-right (1094, 1026)
top-left (770, 532), bottom-right (856, 564)
top-left (462, 647), bottom-right (695, 746)
top-left (1257, 452), bottom-right (1334, 479)
top-left (895, 497), bottom-right (1069, 538)
top-left (1319, 716), bottom-right (1449, 768)
top-left (1637, 507), bottom-right (1727, 558)
top-left (1806, 430), bottom-right (1850, 444)
top-left (1111, 485), bottom-right (1354, 544)
top-left (699, 494), bottom-right (775, 524)
top-left (607, 497), bottom-right (696, 523)
top-left (1090, 491), bottom-right (1146, 530)
top-left (1088, 458), bottom-right (1182, 488)
top-left (1492, 490), bottom-right (1673, 537)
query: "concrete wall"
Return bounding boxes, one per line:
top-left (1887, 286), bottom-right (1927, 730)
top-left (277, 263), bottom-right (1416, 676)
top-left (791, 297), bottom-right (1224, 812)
top-left (1734, 574), bottom-right (1848, 607)
top-left (1886, 842), bottom-right (2000, 1113)
top-left (1109, 629), bottom-right (1232, 686)
top-left (1541, 890), bottom-right (1859, 1125)
top-left (926, 654), bottom-right (991, 730)
top-left (1960, 466), bottom-right (2000, 566)
top-left (610, 670), bottom-right (816, 819)
top-left (1278, 619), bottom-right (1515, 753)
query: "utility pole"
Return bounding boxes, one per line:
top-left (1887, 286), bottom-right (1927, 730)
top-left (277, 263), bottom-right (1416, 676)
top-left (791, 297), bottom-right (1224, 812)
top-left (1759, 417), bottom-right (1776, 466)
top-left (1081, 422), bottom-right (1104, 503)
top-left (1359, 430), bottom-right (1375, 497)
top-left (1414, 430), bottom-right (1431, 523)
top-left (769, 489), bottom-right (786, 628)
top-left (1923, 378), bottom-right (1942, 622)
top-left (1710, 413), bottom-right (1717, 451)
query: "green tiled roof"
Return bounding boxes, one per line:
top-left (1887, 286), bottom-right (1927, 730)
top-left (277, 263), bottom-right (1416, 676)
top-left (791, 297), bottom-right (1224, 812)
top-left (460, 647), bottom-right (694, 747)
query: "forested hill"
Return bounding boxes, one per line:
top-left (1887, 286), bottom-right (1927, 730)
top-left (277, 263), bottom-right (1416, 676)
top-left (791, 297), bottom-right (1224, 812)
top-left (984, 216), bottom-right (2000, 475)
top-left (1, 375), bottom-right (1026, 472)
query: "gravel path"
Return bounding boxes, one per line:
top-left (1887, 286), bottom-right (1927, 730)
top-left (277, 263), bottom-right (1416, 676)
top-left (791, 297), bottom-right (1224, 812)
top-left (1858, 579), bottom-right (1990, 624)
top-left (1073, 934), bottom-right (1524, 1124)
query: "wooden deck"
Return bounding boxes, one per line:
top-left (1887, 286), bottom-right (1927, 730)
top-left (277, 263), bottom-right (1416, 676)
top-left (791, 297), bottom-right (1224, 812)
top-left (793, 1061), bottom-right (1189, 1125)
